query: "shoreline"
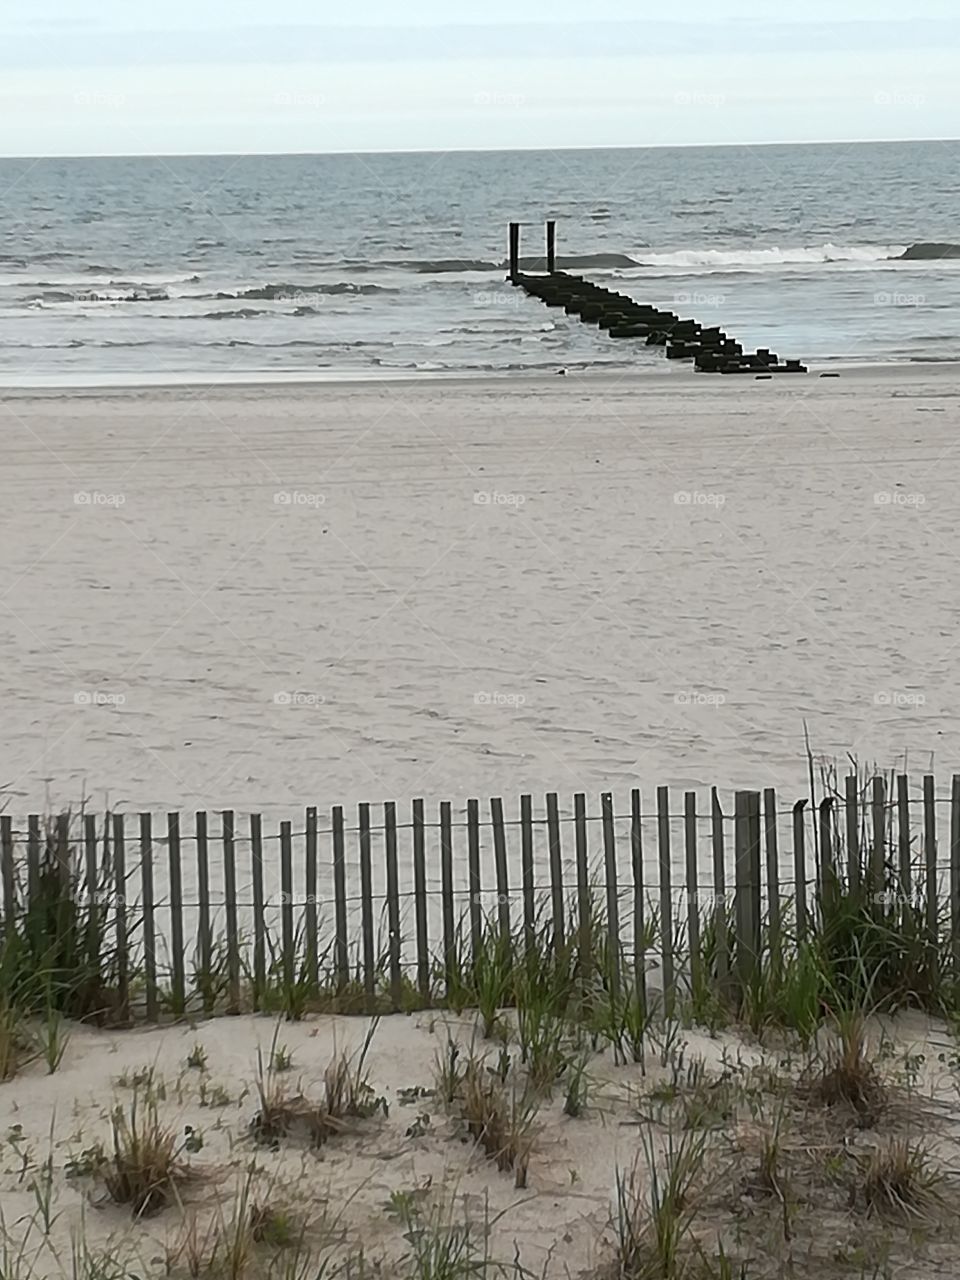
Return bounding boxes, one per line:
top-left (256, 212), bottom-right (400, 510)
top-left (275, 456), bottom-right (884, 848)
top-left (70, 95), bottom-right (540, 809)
top-left (2, 357), bottom-right (959, 397)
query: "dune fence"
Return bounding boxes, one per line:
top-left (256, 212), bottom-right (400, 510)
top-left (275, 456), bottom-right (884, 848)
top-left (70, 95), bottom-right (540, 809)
top-left (1, 772), bottom-right (959, 1027)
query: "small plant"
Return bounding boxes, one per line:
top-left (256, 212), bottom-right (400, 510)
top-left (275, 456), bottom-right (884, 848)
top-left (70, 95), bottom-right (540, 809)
top-left (199, 1080), bottom-right (232, 1109)
top-left (0, 1003), bottom-right (27, 1081)
top-left (103, 1088), bottom-right (195, 1215)
top-left (391, 1190), bottom-right (512, 1280)
top-left (857, 1138), bottom-right (944, 1222)
top-left (434, 1037), bottom-right (466, 1106)
top-left (563, 1047), bottom-right (592, 1118)
top-left (185, 1043), bottom-right (208, 1071)
top-left (30, 1149), bottom-right (58, 1234)
top-left (614, 1126), bottom-right (709, 1279)
top-left (469, 923), bottom-right (515, 1039)
top-left (116, 1064), bottom-right (164, 1096)
top-left (810, 1010), bottom-right (886, 1125)
top-left (37, 1005), bottom-right (71, 1074)
top-left (251, 1021), bottom-right (385, 1148)
top-left (250, 1201), bottom-right (302, 1249)
top-left (457, 1057), bottom-right (538, 1188)
top-left (272, 1043), bottom-right (294, 1073)
top-left (65, 1142), bottom-right (108, 1180)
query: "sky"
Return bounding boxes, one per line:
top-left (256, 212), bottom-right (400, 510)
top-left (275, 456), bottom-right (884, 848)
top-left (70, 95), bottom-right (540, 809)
top-left (2, 1), bottom-right (959, 155)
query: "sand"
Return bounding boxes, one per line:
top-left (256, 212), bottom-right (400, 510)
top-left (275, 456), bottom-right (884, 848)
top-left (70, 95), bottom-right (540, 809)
top-left (0, 1008), bottom-right (957, 1278)
top-left (1, 366), bottom-right (958, 823)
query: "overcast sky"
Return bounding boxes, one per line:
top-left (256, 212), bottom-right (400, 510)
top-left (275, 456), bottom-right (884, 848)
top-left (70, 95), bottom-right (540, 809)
top-left (2, 0), bottom-right (958, 155)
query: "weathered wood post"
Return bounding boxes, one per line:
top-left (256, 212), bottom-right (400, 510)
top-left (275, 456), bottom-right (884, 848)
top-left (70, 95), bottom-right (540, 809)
top-left (508, 222), bottom-right (520, 281)
top-left (733, 790), bottom-right (762, 1000)
top-left (546, 220), bottom-right (556, 273)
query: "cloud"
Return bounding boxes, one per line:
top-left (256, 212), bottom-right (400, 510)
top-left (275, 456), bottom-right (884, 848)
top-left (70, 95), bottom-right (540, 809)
top-left (2, 19), bottom-right (958, 70)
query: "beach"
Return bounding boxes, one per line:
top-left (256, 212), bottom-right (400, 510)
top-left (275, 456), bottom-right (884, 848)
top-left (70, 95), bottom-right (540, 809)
top-left (1, 366), bottom-right (958, 821)
top-left (5, 357), bottom-right (960, 1280)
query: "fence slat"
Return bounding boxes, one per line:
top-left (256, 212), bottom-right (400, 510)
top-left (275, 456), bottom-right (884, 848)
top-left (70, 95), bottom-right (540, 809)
top-left (793, 800), bottom-right (808, 942)
top-left (332, 806), bottom-right (348, 990)
top-left (711, 788), bottom-right (728, 992)
top-left (631, 788), bottom-right (646, 1004)
top-left (897, 774), bottom-right (912, 893)
top-left (358, 804), bottom-right (375, 1002)
top-left (139, 813), bottom-right (158, 1021)
top-left (951, 775), bottom-right (960, 982)
top-left (280, 820), bottom-right (294, 992)
top-left (844, 774), bottom-right (860, 895)
top-left (1, 817), bottom-right (15, 931)
top-left (27, 814), bottom-right (40, 905)
top-left (491, 797), bottom-right (511, 949)
top-left (924, 775), bottom-right (938, 982)
top-left (871, 775), bottom-right (886, 891)
top-left (112, 813), bottom-right (129, 1021)
top-left (574, 793), bottom-right (590, 986)
top-left (167, 813), bottom-right (185, 1015)
top-left (222, 810), bottom-right (240, 1015)
top-left (196, 812), bottom-right (213, 1012)
top-left (684, 792), bottom-right (700, 998)
top-left (384, 802), bottom-right (402, 1010)
top-left (467, 799), bottom-right (482, 967)
top-left (520, 794), bottom-right (535, 955)
top-left (440, 801), bottom-right (455, 997)
top-left (546, 792), bottom-right (565, 949)
top-left (250, 814), bottom-right (265, 1010)
top-left (818, 798), bottom-right (836, 916)
top-left (733, 791), bottom-right (762, 998)
top-left (412, 799), bottom-right (430, 1004)
top-left (305, 807), bottom-right (319, 989)
top-left (763, 788), bottom-right (781, 976)
top-left (83, 815), bottom-right (100, 981)
top-left (657, 786), bottom-right (674, 1012)
top-left (602, 791), bottom-right (620, 998)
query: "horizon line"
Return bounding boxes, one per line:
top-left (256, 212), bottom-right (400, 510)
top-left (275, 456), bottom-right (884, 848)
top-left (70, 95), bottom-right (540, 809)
top-left (2, 135), bottom-right (958, 161)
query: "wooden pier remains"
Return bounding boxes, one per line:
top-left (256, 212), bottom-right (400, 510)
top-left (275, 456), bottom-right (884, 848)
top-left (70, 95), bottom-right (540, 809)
top-left (508, 221), bottom-right (807, 375)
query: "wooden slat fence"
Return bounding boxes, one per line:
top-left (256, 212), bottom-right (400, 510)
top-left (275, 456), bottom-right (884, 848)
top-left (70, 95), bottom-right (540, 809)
top-left (1, 774), bottom-right (958, 1020)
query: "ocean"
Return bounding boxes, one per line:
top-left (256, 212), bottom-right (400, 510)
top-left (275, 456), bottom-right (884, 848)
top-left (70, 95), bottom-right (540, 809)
top-left (1, 139), bottom-right (959, 383)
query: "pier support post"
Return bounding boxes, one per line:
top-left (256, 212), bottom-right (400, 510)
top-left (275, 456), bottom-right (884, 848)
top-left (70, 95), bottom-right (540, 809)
top-left (509, 222), bottom-right (520, 281)
top-left (546, 220), bottom-right (556, 274)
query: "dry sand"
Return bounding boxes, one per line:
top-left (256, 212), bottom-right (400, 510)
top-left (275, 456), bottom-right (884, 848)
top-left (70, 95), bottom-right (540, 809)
top-left (0, 1008), bottom-right (958, 1278)
top-left (1, 367), bottom-right (958, 821)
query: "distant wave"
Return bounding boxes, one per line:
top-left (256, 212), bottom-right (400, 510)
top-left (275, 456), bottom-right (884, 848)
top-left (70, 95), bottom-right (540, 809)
top-left (211, 282), bottom-right (397, 300)
top-left (634, 243), bottom-right (906, 269)
top-left (23, 280), bottom-right (398, 306)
